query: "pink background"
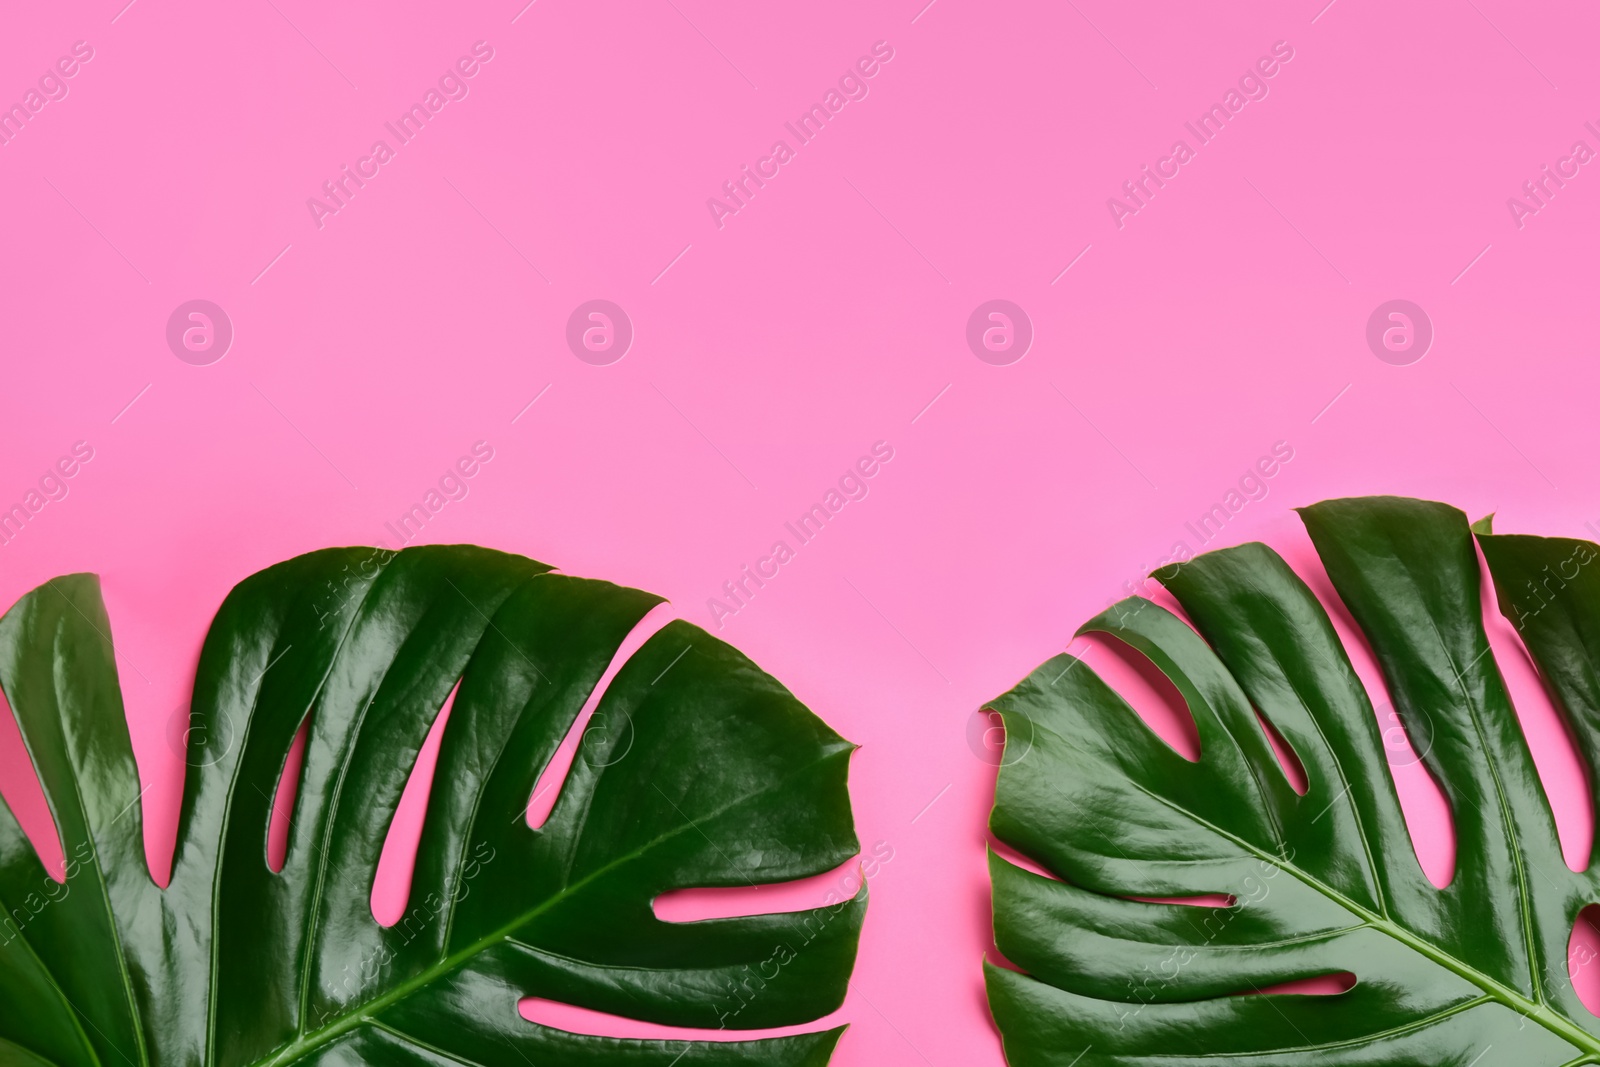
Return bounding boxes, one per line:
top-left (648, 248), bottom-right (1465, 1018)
top-left (4, 0), bottom-right (1600, 1061)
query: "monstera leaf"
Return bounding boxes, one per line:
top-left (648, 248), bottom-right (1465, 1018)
top-left (0, 545), bottom-right (863, 1067)
top-left (985, 496), bottom-right (1600, 1065)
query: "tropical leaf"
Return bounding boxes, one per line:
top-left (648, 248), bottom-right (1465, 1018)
top-left (0, 544), bottom-right (863, 1067)
top-left (984, 495), bottom-right (1600, 1066)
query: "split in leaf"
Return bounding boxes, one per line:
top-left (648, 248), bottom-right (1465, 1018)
top-left (0, 545), bottom-right (862, 1067)
top-left (986, 496), bottom-right (1600, 1066)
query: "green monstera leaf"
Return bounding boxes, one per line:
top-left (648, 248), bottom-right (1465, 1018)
top-left (0, 545), bottom-right (863, 1067)
top-left (984, 495), bottom-right (1600, 1065)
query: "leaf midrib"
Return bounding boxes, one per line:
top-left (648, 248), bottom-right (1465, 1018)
top-left (1127, 777), bottom-right (1600, 1056)
top-left (1339, 532), bottom-right (1553, 1008)
top-left (1070, 567), bottom-right (1578, 1051)
top-left (250, 745), bottom-right (849, 1067)
top-left (1013, 709), bottom-right (1598, 1055)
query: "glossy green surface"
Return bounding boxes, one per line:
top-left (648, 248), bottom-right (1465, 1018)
top-left (0, 545), bottom-right (862, 1066)
top-left (986, 496), bottom-right (1600, 1066)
